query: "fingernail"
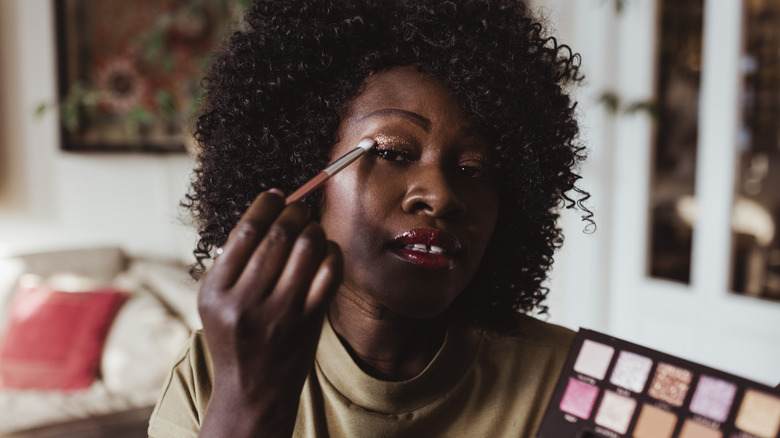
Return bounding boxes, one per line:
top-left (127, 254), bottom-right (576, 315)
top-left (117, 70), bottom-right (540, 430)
top-left (268, 188), bottom-right (285, 197)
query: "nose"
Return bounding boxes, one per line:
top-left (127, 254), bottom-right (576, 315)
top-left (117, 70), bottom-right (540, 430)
top-left (401, 165), bottom-right (466, 220)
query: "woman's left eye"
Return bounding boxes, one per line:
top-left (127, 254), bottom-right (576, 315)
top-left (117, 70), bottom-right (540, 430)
top-left (458, 166), bottom-right (483, 178)
top-left (458, 162), bottom-right (491, 178)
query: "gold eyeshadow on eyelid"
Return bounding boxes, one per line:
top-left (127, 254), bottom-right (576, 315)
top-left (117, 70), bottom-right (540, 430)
top-left (374, 133), bottom-right (410, 149)
top-left (375, 134), bottom-right (489, 159)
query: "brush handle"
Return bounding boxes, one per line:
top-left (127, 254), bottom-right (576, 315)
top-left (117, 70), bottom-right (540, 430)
top-left (286, 171), bottom-right (329, 205)
top-left (284, 140), bottom-right (375, 204)
top-left (322, 145), bottom-right (368, 176)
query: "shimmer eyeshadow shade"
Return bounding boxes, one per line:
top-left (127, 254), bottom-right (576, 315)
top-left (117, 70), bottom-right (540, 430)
top-left (610, 350), bottom-right (653, 393)
top-left (536, 329), bottom-right (780, 438)
top-left (648, 362), bottom-right (693, 407)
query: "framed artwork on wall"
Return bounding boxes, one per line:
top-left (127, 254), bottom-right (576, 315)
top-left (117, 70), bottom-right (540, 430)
top-left (52, 0), bottom-right (248, 153)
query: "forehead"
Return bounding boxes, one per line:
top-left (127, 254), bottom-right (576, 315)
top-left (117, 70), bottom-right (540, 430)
top-left (344, 66), bottom-right (470, 126)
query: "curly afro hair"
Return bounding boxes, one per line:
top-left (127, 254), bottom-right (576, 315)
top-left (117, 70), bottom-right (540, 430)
top-left (185, 0), bottom-right (592, 331)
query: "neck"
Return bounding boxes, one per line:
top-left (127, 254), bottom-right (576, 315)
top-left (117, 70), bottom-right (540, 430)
top-left (328, 290), bottom-right (449, 381)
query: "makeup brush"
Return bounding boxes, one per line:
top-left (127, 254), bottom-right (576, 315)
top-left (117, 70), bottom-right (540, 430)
top-left (286, 138), bottom-right (377, 204)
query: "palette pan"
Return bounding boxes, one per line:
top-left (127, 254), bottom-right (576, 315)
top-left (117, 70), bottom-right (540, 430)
top-left (536, 329), bottom-right (780, 438)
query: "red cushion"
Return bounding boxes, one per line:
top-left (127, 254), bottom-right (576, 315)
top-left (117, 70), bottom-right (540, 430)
top-left (0, 282), bottom-right (128, 390)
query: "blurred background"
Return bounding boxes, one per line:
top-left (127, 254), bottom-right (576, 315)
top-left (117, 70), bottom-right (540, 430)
top-left (0, 1), bottom-right (245, 434)
top-left (533, 0), bottom-right (780, 386)
top-left (0, 1), bottom-right (778, 432)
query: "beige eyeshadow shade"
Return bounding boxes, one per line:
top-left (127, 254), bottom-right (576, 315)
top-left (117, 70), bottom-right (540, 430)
top-left (593, 390), bottom-right (636, 434)
top-left (573, 340), bottom-right (615, 380)
top-left (648, 362), bottom-right (693, 407)
top-left (632, 404), bottom-right (677, 438)
top-left (735, 389), bottom-right (780, 438)
top-left (678, 419), bottom-right (722, 438)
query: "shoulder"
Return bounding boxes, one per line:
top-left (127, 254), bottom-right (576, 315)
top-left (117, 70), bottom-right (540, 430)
top-left (515, 314), bottom-right (576, 350)
top-left (475, 314), bottom-right (575, 369)
top-left (165, 330), bottom-right (213, 389)
top-left (148, 330), bottom-right (212, 438)
top-left (187, 330), bottom-right (212, 371)
top-left (481, 314), bottom-right (575, 350)
top-left (463, 315), bottom-right (576, 434)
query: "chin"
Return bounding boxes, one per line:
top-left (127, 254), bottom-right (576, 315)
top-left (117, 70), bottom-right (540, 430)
top-left (376, 289), bottom-right (459, 320)
top-left (349, 260), bottom-right (471, 320)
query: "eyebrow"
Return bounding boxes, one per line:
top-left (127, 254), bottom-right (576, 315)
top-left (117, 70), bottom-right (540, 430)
top-left (358, 108), bottom-right (432, 131)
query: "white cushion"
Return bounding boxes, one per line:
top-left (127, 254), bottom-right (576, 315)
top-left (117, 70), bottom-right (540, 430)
top-left (127, 260), bottom-right (201, 330)
top-left (100, 285), bottom-right (190, 399)
top-left (0, 258), bottom-right (25, 330)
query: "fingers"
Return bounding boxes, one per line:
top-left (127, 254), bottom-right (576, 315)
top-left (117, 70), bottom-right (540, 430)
top-left (206, 190), bottom-right (286, 290)
top-left (305, 242), bottom-right (343, 316)
top-left (270, 223), bottom-right (329, 310)
top-left (201, 188), bottom-right (342, 325)
top-left (232, 201), bottom-right (311, 298)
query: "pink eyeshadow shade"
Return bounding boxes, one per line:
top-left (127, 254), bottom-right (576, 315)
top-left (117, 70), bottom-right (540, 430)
top-left (560, 378), bottom-right (600, 420)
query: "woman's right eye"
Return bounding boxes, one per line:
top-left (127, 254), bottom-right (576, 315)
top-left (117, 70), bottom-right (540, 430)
top-left (372, 134), bottom-right (414, 162)
top-left (371, 148), bottom-right (409, 162)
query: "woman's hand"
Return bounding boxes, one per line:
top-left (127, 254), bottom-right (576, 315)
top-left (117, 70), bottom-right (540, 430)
top-left (198, 190), bottom-right (343, 438)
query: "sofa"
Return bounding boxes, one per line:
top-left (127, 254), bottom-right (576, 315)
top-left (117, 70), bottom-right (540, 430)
top-left (0, 247), bottom-right (201, 436)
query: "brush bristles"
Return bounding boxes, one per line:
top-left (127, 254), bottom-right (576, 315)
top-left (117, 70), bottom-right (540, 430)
top-left (358, 138), bottom-right (377, 151)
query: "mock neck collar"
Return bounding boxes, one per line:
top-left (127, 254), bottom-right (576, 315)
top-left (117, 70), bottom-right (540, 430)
top-left (315, 315), bottom-right (481, 414)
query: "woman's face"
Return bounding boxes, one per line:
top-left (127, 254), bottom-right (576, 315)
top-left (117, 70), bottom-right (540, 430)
top-left (320, 66), bottom-right (499, 318)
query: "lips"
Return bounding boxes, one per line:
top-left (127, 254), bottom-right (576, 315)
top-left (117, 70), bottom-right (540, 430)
top-left (390, 228), bottom-right (462, 270)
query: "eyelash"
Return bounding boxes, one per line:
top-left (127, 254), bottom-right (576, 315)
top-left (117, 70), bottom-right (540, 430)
top-left (370, 147), bottom-right (412, 162)
top-left (370, 139), bottom-right (491, 178)
top-left (458, 163), bottom-right (490, 178)
top-left (372, 151), bottom-right (490, 180)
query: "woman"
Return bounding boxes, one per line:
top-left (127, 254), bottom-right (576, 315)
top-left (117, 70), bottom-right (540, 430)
top-left (149, 0), bottom-right (591, 436)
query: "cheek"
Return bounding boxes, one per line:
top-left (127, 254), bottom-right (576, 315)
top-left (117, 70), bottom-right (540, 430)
top-left (320, 159), bottom-right (403, 227)
top-left (320, 175), bottom-right (359, 246)
top-left (319, 168), bottom-right (385, 252)
top-left (320, 175), bottom-right (389, 298)
top-left (482, 196), bottom-right (499, 235)
top-left (467, 190), bottom-right (500, 261)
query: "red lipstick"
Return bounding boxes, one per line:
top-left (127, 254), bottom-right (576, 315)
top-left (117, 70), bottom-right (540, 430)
top-left (391, 228), bottom-right (461, 270)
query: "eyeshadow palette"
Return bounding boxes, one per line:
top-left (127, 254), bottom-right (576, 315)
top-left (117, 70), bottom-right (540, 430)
top-left (536, 329), bottom-right (780, 438)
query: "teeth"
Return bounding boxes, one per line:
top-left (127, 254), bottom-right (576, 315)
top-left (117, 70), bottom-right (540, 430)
top-left (429, 245), bottom-right (444, 254)
top-left (405, 243), bottom-right (446, 254)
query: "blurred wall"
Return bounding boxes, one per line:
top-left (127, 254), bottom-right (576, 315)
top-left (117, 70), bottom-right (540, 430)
top-left (531, 0), bottom-right (780, 385)
top-left (0, 0), bottom-right (197, 263)
top-left (0, 0), bottom-right (603, 299)
top-left (528, 0), bottom-right (616, 332)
